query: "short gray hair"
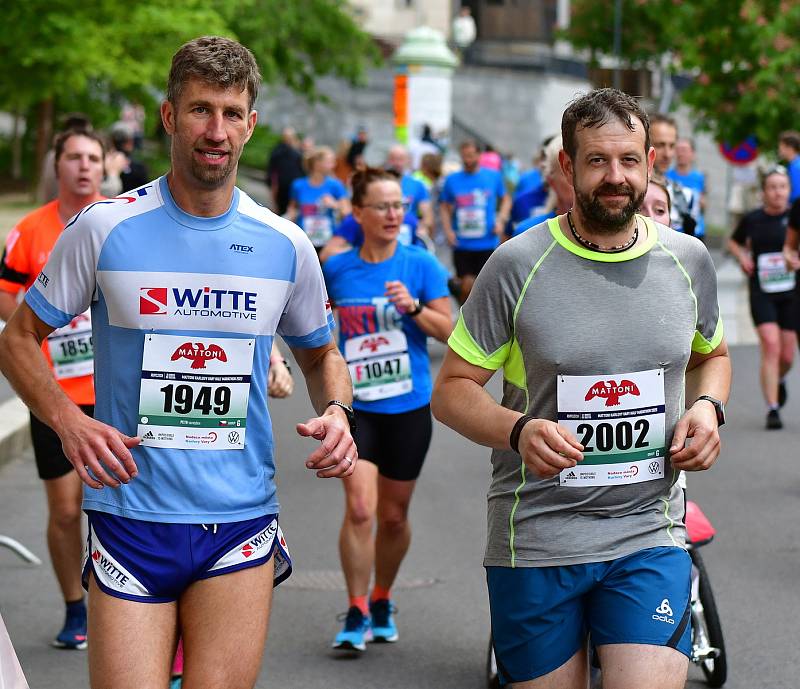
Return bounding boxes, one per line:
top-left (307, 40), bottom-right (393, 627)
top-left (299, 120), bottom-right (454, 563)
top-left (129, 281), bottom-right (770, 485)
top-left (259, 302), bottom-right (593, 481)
top-left (167, 36), bottom-right (261, 111)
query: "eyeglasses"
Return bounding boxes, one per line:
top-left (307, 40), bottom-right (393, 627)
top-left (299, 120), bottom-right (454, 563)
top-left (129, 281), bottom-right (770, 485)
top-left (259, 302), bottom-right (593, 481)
top-left (360, 202), bottom-right (407, 214)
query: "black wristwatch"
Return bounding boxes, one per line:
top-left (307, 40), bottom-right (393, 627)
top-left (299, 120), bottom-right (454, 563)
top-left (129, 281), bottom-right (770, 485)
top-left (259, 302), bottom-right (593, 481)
top-left (693, 395), bottom-right (726, 427)
top-left (407, 299), bottom-right (423, 317)
top-left (326, 400), bottom-right (356, 434)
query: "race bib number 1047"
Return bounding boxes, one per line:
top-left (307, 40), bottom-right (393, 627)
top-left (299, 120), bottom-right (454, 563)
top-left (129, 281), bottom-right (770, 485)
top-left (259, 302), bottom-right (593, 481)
top-left (556, 369), bottom-right (666, 487)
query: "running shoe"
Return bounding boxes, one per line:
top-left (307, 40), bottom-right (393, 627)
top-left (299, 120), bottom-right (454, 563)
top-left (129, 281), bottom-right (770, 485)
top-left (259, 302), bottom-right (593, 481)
top-left (52, 608), bottom-right (88, 650)
top-left (766, 409), bottom-right (783, 430)
top-left (332, 606), bottom-right (372, 651)
top-left (369, 599), bottom-right (398, 643)
top-left (779, 381), bottom-right (787, 408)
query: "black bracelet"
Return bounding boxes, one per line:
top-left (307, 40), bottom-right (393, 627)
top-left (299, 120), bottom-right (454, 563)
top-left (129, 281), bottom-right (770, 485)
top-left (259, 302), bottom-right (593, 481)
top-left (282, 359), bottom-right (292, 376)
top-left (510, 414), bottom-right (535, 454)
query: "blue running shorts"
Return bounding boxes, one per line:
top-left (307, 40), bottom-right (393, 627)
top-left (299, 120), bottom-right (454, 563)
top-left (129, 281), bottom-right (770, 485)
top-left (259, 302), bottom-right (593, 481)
top-left (487, 546), bottom-right (691, 684)
top-left (82, 511), bottom-right (292, 603)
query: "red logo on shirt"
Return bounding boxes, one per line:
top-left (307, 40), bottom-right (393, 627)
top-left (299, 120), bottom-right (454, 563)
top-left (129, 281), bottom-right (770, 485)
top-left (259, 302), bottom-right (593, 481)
top-left (359, 336), bottom-right (390, 353)
top-left (242, 544), bottom-right (254, 558)
top-left (170, 343), bottom-right (228, 369)
top-left (68, 314), bottom-right (90, 329)
top-left (140, 287), bottom-right (167, 314)
top-left (584, 380), bottom-right (641, 407)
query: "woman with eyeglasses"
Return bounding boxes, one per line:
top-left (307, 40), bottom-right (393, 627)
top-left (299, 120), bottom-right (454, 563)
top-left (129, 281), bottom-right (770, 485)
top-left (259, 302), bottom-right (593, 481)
top-left (322, 168), bottom-right (452, 653)
top-left (728, 166), bottom-right (797, 429)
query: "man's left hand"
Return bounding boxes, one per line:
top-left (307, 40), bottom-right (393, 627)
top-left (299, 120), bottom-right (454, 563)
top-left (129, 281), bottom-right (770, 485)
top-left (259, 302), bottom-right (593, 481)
top-left (296, 409), bottom-right (357, 478)
top-left (669, 401), bottom-right (721, 471)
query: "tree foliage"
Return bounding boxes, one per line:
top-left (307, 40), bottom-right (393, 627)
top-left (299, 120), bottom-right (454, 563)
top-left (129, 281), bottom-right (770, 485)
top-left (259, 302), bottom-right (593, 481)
top-left (0, 0), bottom-right (380, 138)
top-left (566, 0), bottom-right (800, 147)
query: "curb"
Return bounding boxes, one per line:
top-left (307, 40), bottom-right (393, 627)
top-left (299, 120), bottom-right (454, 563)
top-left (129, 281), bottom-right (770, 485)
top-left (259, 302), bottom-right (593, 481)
top-left (0, 398), bottom-right (30, 471)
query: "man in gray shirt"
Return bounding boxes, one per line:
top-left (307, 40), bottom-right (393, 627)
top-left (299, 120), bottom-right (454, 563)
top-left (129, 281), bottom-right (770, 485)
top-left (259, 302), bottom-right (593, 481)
top-left (432, 88), bottom-right (730, 689)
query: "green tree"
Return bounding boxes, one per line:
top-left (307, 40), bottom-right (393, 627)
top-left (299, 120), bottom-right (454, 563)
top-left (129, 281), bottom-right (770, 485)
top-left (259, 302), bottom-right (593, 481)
top-left (0, 0), bottom-right (380, 181)
top-left (565, 0), bottom-right (800, 147)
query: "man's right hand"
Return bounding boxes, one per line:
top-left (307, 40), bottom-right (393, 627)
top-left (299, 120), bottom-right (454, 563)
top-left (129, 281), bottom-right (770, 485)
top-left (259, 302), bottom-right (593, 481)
top-left (56, 406), bottom-right (140, 489)
top-left (517, 418), bottom-right (584, 479)
top-left (738, 255), bottom-right (755, 276)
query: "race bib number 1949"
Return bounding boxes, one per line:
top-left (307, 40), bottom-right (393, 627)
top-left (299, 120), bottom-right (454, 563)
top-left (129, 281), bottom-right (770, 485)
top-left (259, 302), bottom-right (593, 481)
top-left (137, 334), bottom-right (254, 450)
top-left (556, 369), bottom-right (666, 487)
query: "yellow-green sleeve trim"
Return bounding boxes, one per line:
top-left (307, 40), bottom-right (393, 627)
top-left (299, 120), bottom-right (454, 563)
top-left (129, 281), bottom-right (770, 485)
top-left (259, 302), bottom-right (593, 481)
top-left (447, 312), bottom-right (510, 370)
top-left (692, 317), bottom-right (724, 354)
top-left (547, 215), bottom-right (659, 263)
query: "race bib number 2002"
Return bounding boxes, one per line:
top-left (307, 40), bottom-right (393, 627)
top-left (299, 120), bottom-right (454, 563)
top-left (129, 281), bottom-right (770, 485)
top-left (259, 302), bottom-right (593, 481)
top-left (137, 334), bottom-right (254, 450)
top-left (557, 369), bottom-right (666, 487)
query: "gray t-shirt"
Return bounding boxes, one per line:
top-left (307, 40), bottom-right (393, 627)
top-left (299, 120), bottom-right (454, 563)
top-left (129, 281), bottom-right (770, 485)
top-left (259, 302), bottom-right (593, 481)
top-left (448, 215), bottom-right (723, 568)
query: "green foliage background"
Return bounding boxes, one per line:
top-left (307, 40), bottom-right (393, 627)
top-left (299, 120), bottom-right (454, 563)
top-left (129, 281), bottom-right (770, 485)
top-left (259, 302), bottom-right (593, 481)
top-left (566, 0), bottom-right (800, 147)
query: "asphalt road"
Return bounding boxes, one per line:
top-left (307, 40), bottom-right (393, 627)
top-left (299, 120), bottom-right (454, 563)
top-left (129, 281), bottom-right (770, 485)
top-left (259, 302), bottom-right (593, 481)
top-left (1, 343), bottom-right (798, 688)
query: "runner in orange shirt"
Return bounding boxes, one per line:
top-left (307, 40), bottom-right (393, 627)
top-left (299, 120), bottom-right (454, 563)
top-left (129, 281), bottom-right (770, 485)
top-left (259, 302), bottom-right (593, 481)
top-left (0, 127), bottom-right (105, 650)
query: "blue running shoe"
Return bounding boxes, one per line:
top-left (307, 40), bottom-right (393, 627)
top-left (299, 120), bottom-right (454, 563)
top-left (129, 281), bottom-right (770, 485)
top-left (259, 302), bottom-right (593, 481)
top-left (332, 606), bottom-right (372, 651)
top-left (52, 606), bottom-right (88, 650)
top-left (369, 599), bottom-right (398, 643)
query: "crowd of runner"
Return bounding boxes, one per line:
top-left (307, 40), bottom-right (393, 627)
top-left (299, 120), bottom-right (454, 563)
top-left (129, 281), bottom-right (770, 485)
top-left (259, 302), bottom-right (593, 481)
top-left (0, 33), bottom-right (796, 689)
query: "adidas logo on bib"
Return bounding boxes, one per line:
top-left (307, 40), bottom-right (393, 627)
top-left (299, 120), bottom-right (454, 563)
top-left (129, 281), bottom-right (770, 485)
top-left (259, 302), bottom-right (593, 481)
top-left (652, 598), bottom-right (674, 624)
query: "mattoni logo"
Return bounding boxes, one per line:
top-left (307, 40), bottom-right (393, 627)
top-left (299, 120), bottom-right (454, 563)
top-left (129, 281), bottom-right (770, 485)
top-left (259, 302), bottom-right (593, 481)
top-left (139, 285), bottom-right (257, 320)
top-left (584, 379), bottom-right (641, 407)
top-left (359, 335), bottom-right (390, 353)
top-left (68, 313), bottom-right (90, 329)
top-left (170, 342), bottom-right (228, 369)
top-left (140, 287), bottom-right (167, 315)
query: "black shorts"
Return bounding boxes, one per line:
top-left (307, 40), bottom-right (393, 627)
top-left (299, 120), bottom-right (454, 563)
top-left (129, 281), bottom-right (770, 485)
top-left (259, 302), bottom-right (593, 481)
top-left (453, 249), bottom-right (494, 278)
top-left (30, 405), bottom-right (94, 481)
top-left (749, 288), bottom-right (797, 330)
top-left (354, 405), bottom-right (432, 481)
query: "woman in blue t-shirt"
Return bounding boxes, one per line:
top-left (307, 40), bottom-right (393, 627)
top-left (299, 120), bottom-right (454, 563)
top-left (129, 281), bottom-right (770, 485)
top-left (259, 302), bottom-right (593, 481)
top-left (322, 168), bottom-right (452, 652)
top-left (287, 146), bottom-right (350, 250)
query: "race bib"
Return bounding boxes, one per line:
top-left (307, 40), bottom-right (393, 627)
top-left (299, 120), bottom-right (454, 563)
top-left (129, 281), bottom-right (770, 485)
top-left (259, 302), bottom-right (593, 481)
top-left (757, 252), bottom-right (795, 293)
top-left (344, 330), bottom-right (412, 402)
top-left (47, 311), bottom-right (93, 380)
top-left (557, 369), bottom-right (666, 487)
top-left (456, 207), bottom-right (487, 238)
top-left (304, 214), bottom-right (332, 247)
top-left (398, 222), bottom-right (413, 246)
top-left (137, 334), bottom-right (254, 450)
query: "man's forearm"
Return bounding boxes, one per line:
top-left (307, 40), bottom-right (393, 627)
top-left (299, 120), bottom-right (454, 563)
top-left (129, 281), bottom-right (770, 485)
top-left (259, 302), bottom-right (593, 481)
top-left (685, 350), bottom-right (731, 408)
top-left (0, 328), bottom-right (78, 431)
top-left (439, 203), bottom-right (453, 235)
top-left (432, 375), bottom-right (521, 450)
top-left (302, 347), bottom-right (353, 414)
top-left (0, 291), bottom-right (20, 322)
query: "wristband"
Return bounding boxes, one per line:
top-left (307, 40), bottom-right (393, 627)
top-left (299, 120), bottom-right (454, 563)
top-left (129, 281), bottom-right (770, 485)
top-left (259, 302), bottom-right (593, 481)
top-left (510, 414), bottom-right (535, 454)
top-left (407, 299), bottom-right (423, 317)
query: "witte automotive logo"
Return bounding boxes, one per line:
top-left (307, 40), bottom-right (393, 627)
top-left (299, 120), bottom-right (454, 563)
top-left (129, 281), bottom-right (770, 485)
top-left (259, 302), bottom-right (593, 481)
top-left (139, 286), bottom-right (257, 320)
top-left (170, 342), bottom-right (228, 370)
top-left (140, 287), bottom-right (167, 315)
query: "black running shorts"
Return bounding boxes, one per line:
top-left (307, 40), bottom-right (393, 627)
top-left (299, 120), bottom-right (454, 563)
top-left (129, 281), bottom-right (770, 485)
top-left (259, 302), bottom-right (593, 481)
top-left (30, 405), bottom-right (94, 481)
top-left (749, 288), bottom-right (797, 330)
top-left (453, 249), bottom-right (494, 278)
top-left (353, 405), bottom-right (432, 481)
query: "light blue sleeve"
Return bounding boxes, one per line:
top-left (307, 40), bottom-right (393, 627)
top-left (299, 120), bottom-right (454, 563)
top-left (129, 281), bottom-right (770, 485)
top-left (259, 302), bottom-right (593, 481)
top-left (419, 253), bottom-right (450, 303)
top-left (441, 175), bottom-right (455, 204)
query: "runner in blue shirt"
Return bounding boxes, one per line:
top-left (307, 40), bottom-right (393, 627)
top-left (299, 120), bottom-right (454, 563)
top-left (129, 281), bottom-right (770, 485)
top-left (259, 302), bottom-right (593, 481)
top-left (440, 139), bottom-right (510, 303)
top-left (0, 37), bottom-right (357, 689)
top-left (322, 168), bottom-right (452, 652)
top-left (778, 131), bottom-right (800, 203)
top-left (385, 144), bottom-right (433, 236)
top-left (287, 146), bottom-right (350, 251)
top-left (319, 209), bottom-right (424, 263)
top-left (507, 135), bottom-right (573, 238)
top-left (666, 138), bottom-right (706, 238)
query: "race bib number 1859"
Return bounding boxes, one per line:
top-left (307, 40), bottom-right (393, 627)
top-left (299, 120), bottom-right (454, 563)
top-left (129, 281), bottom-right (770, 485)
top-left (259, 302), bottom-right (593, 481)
top-left (557, 369), bottom-right (666, 487)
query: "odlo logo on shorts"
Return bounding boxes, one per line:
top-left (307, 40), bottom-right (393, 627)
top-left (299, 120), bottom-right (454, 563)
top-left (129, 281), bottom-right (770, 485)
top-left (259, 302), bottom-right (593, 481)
top-left (652, 598), bottom-right (675, 624)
